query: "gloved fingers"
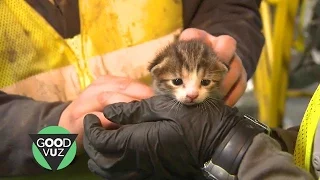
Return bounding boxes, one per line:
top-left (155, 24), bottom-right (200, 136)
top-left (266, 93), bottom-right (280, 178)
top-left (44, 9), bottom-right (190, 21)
top-left (83, 114), bottom-right (129, 153)
top-left (103, 95), bottom-right (175, 125)
top-left (88, 159), bottom-right (114, 179)
top-left (83, 128), bottom-right (120, 170)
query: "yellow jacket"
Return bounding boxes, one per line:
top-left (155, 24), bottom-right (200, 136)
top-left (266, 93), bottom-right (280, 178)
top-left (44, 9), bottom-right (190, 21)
top-left (0, 0), bottom-right (264, 102)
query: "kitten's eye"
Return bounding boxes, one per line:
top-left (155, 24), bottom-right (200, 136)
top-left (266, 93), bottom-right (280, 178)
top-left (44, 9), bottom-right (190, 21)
top-left (172, 78), bottom-right (183, 86)
top-left (201, 79), bottom-right (211, 86)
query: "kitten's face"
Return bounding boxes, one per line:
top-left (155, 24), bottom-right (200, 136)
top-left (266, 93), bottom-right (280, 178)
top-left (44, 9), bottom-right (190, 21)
top-left (148, 40), bottom-right (228, 105)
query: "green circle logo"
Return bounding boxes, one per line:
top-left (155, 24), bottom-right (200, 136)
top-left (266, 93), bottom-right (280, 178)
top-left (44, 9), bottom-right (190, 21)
top-left (29, 126), bottom-right (78, 171)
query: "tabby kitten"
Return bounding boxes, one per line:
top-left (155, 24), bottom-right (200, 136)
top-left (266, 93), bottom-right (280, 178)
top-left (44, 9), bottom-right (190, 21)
top-left (148, 39), bottom-right (228, 105)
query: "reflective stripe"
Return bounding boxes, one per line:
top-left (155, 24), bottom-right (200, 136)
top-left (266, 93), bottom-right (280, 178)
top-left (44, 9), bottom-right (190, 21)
top-left (294, 84), bottom-right (320, 173)
top-left (312, 119), bottom-right (320, 178)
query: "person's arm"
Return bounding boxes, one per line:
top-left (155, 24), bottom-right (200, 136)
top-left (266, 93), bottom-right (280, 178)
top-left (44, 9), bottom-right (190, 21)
top-left (183, 0), bottom-right (264, 79)
top-left (0, 91), bottom-right (69, 176)
top-left (0, 75), bottom-right (154, 177)
top-left (238, 133), bottom-right (315, 180)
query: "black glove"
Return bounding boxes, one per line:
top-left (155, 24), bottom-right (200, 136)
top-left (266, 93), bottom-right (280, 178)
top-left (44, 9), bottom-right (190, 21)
top-left (83, 95), bottom-right (241, 180)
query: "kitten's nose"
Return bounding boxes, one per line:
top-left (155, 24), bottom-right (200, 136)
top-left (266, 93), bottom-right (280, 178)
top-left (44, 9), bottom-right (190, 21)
top-left (186, 93), bottom-right (199, 101)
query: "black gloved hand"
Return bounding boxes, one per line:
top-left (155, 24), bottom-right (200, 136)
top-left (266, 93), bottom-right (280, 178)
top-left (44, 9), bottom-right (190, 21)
top-left (83, 95), bottom-right (241, 180)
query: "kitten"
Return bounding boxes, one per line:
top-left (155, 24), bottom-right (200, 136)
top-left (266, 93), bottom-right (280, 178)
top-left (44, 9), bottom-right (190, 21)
top-left (148, 39), bottom-right (229, 105)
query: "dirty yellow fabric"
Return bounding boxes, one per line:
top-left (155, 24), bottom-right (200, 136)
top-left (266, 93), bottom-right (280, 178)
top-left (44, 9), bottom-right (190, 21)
top-left (79, 0), bottom-right (183, 60)
top-left (0, 0), bottom-right (183, 92)
top-left (0, 30), bottom-right (181, 102)
top-left (0, 0), bottom-right (78, 88)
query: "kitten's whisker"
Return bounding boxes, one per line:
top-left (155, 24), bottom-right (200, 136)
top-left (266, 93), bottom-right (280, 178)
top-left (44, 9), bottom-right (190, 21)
top-left (175, 101), bottom-right (182, 116)
top-left (204, 102), bottom-right (208, 114)
top-left (206, 98), bottom-right (221, 113)
top-left (204, 98), bottom-right (212, 108)
top-left (203, 100), bottom-right (211, 113)
top-left (203, 101), bottom-right (210, 116)
top-left (207, 100), bottom-right (218, 111)
top-left (207, 97), bottom-right (221, 101)
top-left (172, 102), bottom-right (178, 117)
top-left (201, 104), bottom-right (205, 115)
top-left (201, 103), bottom-right (206, 115)
top-left (175, 102), bottom-right (182, 117)
top-left (162, 101), bottom-right (174, 111)
top-left (168, 100), bottom-right (178, 108)
top-left (166, 99), bottom-right (179, 115)
top-left (167, 99), bottom-right (177, 106)
top-left (156, 99), bottom-right (174, 112)
top-left (196, 104), bottom-right (202, 113)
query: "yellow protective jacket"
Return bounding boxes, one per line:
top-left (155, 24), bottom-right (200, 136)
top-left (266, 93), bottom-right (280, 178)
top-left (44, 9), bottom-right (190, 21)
top-left (0, 0), bottom-right (264, 102)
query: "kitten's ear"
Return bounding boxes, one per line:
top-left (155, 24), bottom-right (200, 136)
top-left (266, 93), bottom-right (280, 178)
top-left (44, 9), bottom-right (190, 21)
top-left (215, 60), bottom-right (229, 75)
top-left (148, 62), bottom-right (160, 75)
top-left (148, 57), bottom-right (168, 75)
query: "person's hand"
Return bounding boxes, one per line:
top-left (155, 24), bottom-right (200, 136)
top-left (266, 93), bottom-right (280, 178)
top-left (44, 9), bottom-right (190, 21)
top-left (58, 75), bottom-right (154, 152)
top-left (179, 28), bottom-right (247, 107)
top-left (83, 95), bottom-right (241, 179)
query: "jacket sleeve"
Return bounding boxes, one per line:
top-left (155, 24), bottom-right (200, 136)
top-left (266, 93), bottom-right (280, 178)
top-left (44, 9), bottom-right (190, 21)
top-left (0, 91), bottom-right (70, 176)
top-left (183, 0), bottom-right (265, 79)
top-left (238, 133), bottom-right (316, 180)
